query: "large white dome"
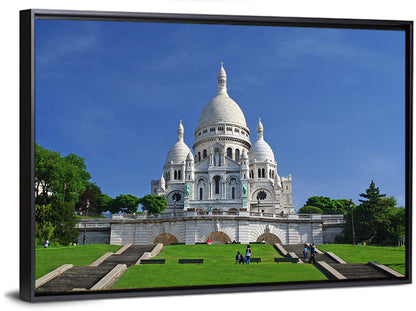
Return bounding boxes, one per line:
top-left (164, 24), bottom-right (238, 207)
top-left (196, 63), bottom-right (248, 131)
top-left (196, 94), bottom-right (247, 130)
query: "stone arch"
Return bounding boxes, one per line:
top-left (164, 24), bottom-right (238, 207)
top-left (205, 231), bottom-right (231, 244)
top-left (154, 233), bottom-right (178, 246)
top-left (256, 233), bottom-right (282, 245)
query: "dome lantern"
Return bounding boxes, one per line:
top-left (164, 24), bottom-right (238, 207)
top-left (217, 61), bottom-right (228, 96)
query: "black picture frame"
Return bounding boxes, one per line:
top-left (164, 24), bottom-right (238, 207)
top-left (20, 8), bottom-right (413, 302)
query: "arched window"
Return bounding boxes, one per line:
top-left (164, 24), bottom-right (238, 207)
top-left (199, 188), bottom-right (203, 200)
top-left (174, 170), bottom-right (177, 180)
top-left (262, 168), bottom-right (265, 178)
top-left (232, 187), bottom-right (235, 199)
top-left (227, 147), bottom-right (232, 158)
top-left (258, 169), bottom-right (261, 178)
top-left (235, 149), bottom-right (240, 162)
top-left (198, 152), bottom-right (201, 162)
top-left (203, 149), bottom-right (207, 158)
top-left (178, 170), bottom-right (181, 180)
top-left (214, 176), bottom-right (221, 194)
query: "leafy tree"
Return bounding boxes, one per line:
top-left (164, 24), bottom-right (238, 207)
top-left (51, 201), bottom-right (79, 245)
top-left (298, 205), bottom-right (323, 214)
top-left (340, 181), bottom-right (402, 245)
top-left (96, 193), bottom-right (113, 214)
top-left (35, 204), bottom-right (55, 243)
top-left (139, 194), bottom-right (168, 214)
top-left (109, 194), bottom-right (141, 214)
top-left (302, 196), bottom-right (349, 215)
top-left (35, 143), bottom-right (91, 205)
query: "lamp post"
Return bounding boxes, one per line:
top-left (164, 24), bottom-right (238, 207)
top-left (350, 199), bottom-right (356, 245)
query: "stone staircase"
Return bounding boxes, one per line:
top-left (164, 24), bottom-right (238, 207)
top-left (36, 244), bottom-right (156, 293)
top-left (277, 244), bottom-right (395, 280)
top-left (329, 263), bottom-right (392, 280)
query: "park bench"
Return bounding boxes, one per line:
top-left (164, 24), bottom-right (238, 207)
top-left (178, 259), bottom-right (204, 264)
top-left (274, 257), bottom-right (299, 263)
top-left (171, 243), bottom-right (185, 245)
top-left (140, 259), bottom-right (166, 264)
top-left (195, 242), bottom-right (207, 244)
top-left (250, 258), bottom-right (261, 264)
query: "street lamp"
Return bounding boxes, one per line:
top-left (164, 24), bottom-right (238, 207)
top-left (350, 199), bottom-right (356, 245)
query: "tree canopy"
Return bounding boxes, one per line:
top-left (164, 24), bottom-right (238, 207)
top-left (302, 196), bottom-right (350, 215)
top-left (298, 205), bottom-right (323, 214)
top-left (108, 194), bottom-right (141, 214)
top-left (139, 194), bottom-right (168, 214)
top-left (35, 143), bottom-right (91, 205)
top-left (339, 181), bottom-right (405, 245)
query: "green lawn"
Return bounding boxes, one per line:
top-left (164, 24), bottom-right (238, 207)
top-left (112, 244), bottom-right (327, 289)
top-left (317, 244), bottom-right (406, 275)
top-left (35, 244), bottom-right (122, 279)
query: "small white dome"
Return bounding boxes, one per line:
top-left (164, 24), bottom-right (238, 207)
top-left (248, 118), bottom-right (275, 163)
top-left (166, 141), bottom-right (191, 164)
top-left (249, 139), bottom-right (275, 163)
top-left (166, 121), bottom-right (191, 164)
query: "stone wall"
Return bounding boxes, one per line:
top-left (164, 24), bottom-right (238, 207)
top-left (77, 214), bottom-right (343, 245)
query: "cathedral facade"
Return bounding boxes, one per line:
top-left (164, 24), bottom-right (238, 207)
top-left (151, 64), bottom-right (294, 215)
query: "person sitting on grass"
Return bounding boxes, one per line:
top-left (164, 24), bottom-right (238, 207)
top-left (245, 245), bottom-right (253, 264)
top-left (236, 251), bottom-right (244, 264)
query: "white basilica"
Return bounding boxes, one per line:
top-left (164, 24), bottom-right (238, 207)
top-left (151, 63), bottom-right (294, 215)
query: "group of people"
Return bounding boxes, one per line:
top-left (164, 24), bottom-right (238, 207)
top-left (235, 245), bottom-right (253, 264)
top-left (303, 243), bottom-right (317, 264)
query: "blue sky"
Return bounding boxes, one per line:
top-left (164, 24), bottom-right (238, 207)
top-left (35, 19), bottom-right (406, 209)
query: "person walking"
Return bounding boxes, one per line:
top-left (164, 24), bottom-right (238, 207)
top-left (303, 244), bottom-right (308, 259)
top-left (245, 245), bottom-right (253, 264)
top-left (309, 243), bottom-right (316, 264)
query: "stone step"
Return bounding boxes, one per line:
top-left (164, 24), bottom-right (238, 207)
top-left (36, 244), bottom-right (157, 293)
top-left (36, 265), bottom-right (115, 292)
top-left (329, 263), bottom-right (392, 279)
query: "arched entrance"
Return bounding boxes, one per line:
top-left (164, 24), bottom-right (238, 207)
top-left (154, 233), bottom-right (178, 245)
top-left (205, 231), bottom-right (231, 244)
top-left (256, 233), bottom-right (282, 245)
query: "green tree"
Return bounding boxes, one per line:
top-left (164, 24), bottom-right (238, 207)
top-left (96, 193), bottom-right (113, 214)
top-left (341, 181), bottom-right (400, 245)
top-left (35, 204), bottom-right (56, 244)
top-left (302, 196), bottom-right (349, 215)
top-left (35, 144), bottom-right (91, 205)
top-left (51, 201), bottom-right (79, 245)
top-left (298, 205), bottom-right (323, 214)
top-left (139, 194), bottom-right (168, 214)
top-left (109, 194), bottom-right (141, 214)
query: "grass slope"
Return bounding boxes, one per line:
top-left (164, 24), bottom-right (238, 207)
top-left (35, 244), bottom-right (122, 279)
top-left (318, 244), bottom-right (406, 275)
top-left (112, 244), bottom-right (327, 289)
